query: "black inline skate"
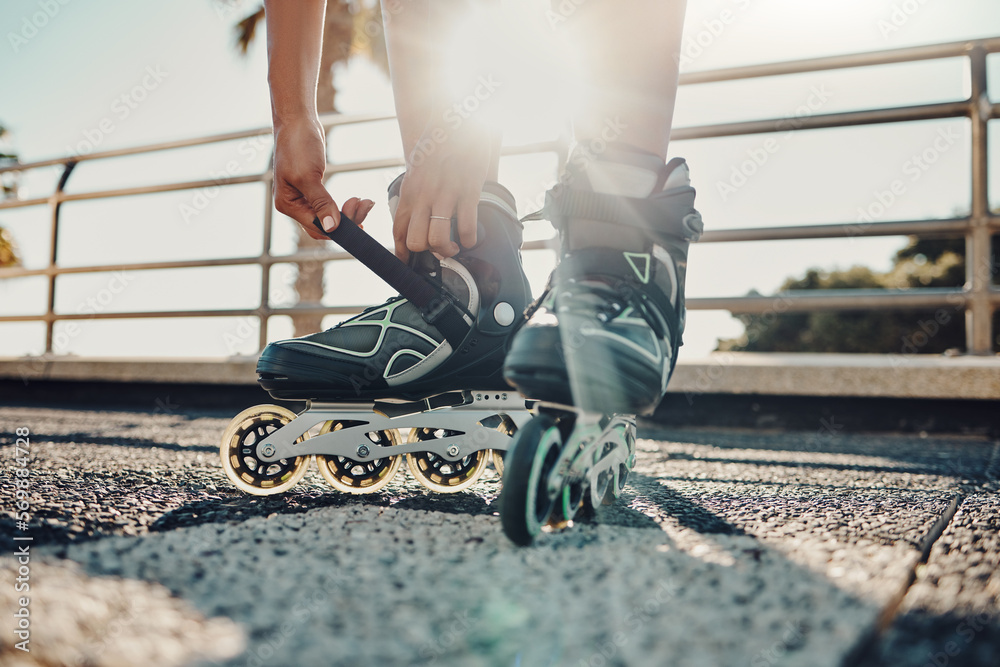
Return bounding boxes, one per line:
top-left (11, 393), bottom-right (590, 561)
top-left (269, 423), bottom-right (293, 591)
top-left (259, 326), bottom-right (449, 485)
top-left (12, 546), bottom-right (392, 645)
top-left (499, 144), bottom-right (703, 545)
top-left (220, 175), bottom-right (533, 496)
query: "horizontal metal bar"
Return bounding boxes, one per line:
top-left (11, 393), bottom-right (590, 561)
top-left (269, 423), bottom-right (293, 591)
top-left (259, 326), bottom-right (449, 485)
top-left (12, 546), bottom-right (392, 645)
top-left (0, 239), bottom-right (555, 280)
top-left (0, 173), bottom-right (270, 211)
top-left (3, 288), bottom-right (996, 326)
top-left (678, 37), bottom-right (1000, 86)
top-left (0, 112), bottom-right (396, 175)
top-left (687, 288), bottom-right (995, 314)
top-left (673, 101), bottom-right (970, 142)
top-left (0, 195), bottom-right (49, 210)
top-left (2, 37), bottom-right (995, 177)
top-left (10, 214), bottom-right (975, 280)
top-left (698, 218), bottom-right (978, 244)
top-left (0, 305), bottom-right (368, 323)
top-left (1, 141), bottom-right (563, 212)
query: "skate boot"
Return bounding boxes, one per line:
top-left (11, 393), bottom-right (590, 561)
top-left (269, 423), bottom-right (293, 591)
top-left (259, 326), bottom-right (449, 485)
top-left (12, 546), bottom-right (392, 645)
top-left (220, 174), bottom-right (533, 497)
top-left (499, 144), bottom-right (703, 545)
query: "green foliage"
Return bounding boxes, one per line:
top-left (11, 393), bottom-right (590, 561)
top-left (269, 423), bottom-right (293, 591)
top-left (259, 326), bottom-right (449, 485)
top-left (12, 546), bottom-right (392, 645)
top-left (716, 236), bottom-right (997, 354)
top-left (0, 226), bottom-right (20, 268)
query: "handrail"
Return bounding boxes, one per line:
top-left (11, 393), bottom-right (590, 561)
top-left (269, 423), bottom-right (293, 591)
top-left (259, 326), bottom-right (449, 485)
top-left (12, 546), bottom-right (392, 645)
top-left (0, 37), bottom-right (997, 355)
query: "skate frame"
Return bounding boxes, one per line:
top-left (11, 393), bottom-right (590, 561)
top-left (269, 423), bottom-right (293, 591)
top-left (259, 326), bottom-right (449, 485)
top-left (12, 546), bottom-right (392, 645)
top-left (540, 410), bottom-right (636, 511)
top-left (256, 391), bottom-right (531, 463)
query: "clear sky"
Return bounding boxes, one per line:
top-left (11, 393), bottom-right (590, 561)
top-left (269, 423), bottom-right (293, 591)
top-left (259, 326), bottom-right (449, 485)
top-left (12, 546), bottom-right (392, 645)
top-left (1, 0), bottom-right (999, 359)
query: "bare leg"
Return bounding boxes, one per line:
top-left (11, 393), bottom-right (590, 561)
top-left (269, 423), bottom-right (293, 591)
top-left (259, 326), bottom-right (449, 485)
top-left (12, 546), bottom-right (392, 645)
top-left (566, 0), bottom-right (688, 159)
top-left (381, 0), bottom-right (501, 179)
top-left (381, 0), bottom-right (501, 258)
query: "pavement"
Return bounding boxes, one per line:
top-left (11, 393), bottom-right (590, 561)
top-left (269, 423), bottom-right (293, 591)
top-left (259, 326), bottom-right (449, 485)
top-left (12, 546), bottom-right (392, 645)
top-left (0, 403), bottom-right (997, 667)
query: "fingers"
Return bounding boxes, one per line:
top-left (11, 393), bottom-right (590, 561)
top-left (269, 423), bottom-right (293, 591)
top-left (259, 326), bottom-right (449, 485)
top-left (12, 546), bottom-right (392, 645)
top-left (341, 197), bottom-right (374, 228)
top-left (428, 214), bottom-right (459, 257)
top-left (393, 196), bottom-right (412, 261)
top-left (405, 205), bottom-right (432, 256)
top-left (295, 179), bottom-right (339, 233)
top-left (456, 191), bottom-right (479, 250)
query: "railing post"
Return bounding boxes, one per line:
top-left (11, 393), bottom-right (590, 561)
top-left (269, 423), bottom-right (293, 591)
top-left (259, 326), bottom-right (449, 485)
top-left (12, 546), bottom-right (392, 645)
top-left (258, 159), bottom-right (275, 353)
top-left (966, 46), bottom-right (993, 355)
top-left (44, 161), bottom-right (77, 353)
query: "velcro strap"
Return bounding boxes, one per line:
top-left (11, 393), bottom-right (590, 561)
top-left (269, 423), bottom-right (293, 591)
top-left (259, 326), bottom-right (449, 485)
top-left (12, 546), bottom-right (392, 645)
top-left (545, 185), bottom-right (704, 242)
top-left (314, 216), bottom-right (470, 348)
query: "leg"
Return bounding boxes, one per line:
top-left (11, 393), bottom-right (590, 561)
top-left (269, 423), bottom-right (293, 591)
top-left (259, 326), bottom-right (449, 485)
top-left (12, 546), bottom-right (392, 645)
top-left (381, 0), bottom-right (502, 258)
top-left (504, 0), bottom-right (701, 414)
top-left (567, 0), bottom-right (688, 159)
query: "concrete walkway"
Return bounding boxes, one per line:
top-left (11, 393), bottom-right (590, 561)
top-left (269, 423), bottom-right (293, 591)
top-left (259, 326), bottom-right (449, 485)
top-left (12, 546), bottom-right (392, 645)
top-left (0, 404), bottom-right (997, 666)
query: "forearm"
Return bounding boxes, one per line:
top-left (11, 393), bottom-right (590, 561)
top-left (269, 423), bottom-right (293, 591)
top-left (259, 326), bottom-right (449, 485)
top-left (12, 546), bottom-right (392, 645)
top-left (265, 0), bottom-right (326, 126)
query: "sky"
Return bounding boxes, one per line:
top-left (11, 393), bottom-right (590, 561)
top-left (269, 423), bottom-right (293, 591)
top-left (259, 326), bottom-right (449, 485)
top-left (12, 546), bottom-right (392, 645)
top-left (0, 0), bottom-right (999, 360)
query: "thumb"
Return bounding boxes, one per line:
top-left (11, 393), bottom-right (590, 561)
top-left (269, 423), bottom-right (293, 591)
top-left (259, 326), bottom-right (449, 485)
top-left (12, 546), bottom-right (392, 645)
top-left (300, 180), bottom-right (340, 233)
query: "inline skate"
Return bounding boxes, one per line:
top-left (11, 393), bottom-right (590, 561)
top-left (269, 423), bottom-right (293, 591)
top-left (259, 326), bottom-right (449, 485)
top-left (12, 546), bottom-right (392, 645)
top-left (499, 144), bottom-right (703, 545)
top-left (220, 175), bottom-right (533, 496)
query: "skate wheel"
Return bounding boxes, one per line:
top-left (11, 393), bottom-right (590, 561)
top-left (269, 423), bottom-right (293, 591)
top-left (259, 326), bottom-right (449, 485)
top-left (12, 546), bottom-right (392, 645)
top-left (315, 422), bottom-right (402, 494)
top-left (405, 428), bottom-right (490, 493)
top-left (589, 434), bottom-right (621, 509)
top-left (489, 415), bottom-right (518, 479)
top-left (499, 415), bottom-right (562, 546)
top-left (492, 450), bottom-right (506, 478)
top-left (604, 422), bottom-right (636, 505)
top-left (219, 404), bottom-right (311, 495)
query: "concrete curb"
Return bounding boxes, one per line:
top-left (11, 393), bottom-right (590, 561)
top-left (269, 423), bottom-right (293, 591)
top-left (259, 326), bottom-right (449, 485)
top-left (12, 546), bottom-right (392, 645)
top-left (1, 352), bottom-right (999, 399)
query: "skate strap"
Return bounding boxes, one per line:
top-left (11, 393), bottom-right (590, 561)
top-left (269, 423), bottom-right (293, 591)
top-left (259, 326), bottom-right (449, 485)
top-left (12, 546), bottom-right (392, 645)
top-left (544, 185), bottom-right (704, 242)
top-left (312, 216), bottom-right (470, 347)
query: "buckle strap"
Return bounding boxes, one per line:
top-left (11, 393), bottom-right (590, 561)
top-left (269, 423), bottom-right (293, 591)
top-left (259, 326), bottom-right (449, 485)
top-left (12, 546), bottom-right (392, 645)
top-left (544, 184), bottom-right (704, 242)
top-left (313, 216), bottom-right (470, 348)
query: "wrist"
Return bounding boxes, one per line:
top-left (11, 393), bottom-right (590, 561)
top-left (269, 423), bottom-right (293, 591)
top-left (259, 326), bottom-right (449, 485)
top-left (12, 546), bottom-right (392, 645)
top-left (270, 105), bottom-right (320, 131)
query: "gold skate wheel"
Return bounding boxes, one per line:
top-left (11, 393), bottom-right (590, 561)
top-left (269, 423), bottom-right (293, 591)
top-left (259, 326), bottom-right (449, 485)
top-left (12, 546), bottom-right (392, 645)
top-left (405, 428), bottom-right (490, 493)
top-left (315, 422), bottom-right (402, 494)
top-left (220, 404), bottom-right (311, 496)
top-left (490, 415), bottom-right (518, 479)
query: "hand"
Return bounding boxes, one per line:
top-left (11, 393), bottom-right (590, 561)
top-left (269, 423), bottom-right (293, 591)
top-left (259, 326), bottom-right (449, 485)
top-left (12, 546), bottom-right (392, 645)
top-left (272, 117), bottom-right (374, 240)
top-left (392, 122), bottom-right (493, 261)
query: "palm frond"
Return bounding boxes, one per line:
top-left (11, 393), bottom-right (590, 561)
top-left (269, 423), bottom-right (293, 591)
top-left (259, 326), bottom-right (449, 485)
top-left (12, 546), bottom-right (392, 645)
top-left (235, 5), bottom-right (265, 55)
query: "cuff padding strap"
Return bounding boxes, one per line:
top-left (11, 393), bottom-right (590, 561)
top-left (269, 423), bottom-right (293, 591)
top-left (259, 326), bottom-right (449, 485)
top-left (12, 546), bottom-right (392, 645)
top-left (545, 185), bottom-right (704, 242)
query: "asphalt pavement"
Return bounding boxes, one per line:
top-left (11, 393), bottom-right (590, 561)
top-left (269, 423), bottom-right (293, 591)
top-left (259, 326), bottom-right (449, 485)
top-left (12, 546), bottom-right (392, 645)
top-left (0, 404), bottom-right (997, 667)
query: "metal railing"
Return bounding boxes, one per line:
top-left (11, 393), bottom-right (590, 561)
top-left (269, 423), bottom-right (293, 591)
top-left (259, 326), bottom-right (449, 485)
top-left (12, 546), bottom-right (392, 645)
top-left (1, 37), bottom-right (998, 355)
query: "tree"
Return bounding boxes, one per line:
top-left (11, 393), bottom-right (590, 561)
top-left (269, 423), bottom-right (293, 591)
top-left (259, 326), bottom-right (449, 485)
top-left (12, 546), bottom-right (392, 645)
top-left (717, 235), bottom-right (998, 354)
top-left (228, 0), bottom-right (388, 336)
top-left (0, 121), bottom-right (21, 267)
